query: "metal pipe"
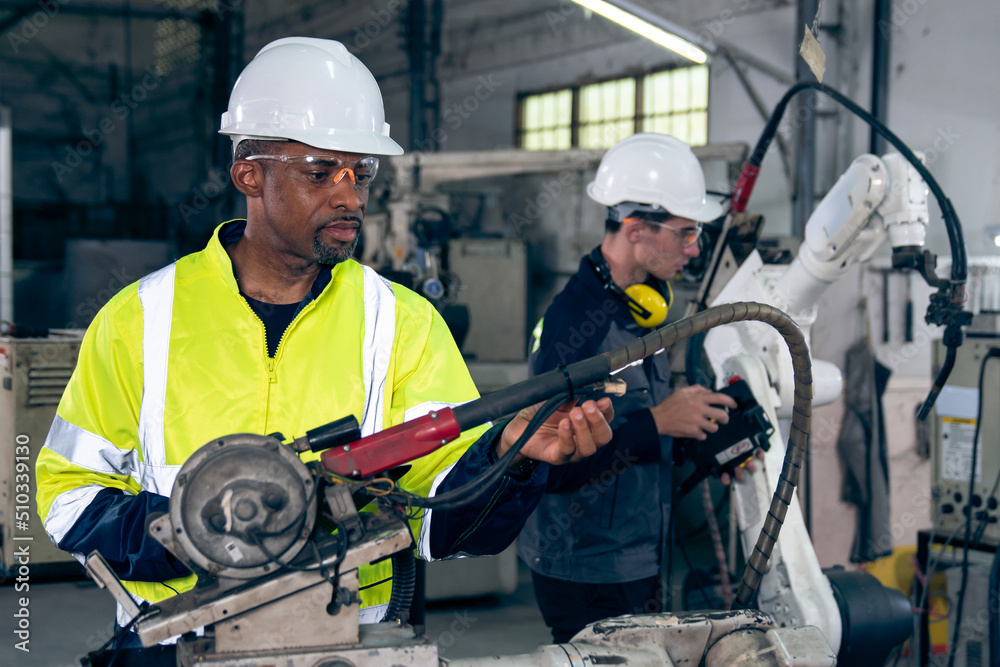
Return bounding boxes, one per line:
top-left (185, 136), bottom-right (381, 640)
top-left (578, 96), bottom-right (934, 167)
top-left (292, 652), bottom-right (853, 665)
top-left (792, 0), bottom-right (820, 240)
top-left (0, 1), bottom-right (200, 28)
top-left (870, 0), bottom-right (891, 155)
top-left (123, 1), bottom-right (135, 206)
top-left (408, 0), bottom-right (427, 151)
top-left (0, 105), bottom-right (12, 324)
top-left (785, 45), bottom-right (837, 536)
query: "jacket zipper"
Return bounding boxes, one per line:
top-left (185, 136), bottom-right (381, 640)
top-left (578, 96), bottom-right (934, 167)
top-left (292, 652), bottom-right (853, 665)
top-left (240, 295), bottom-right (317, 432)
top-left (262, 303), bottom-right (317, 430)
top-left (237, 299), bottom-right (277, 433)
top-left (273, 303), bottom-right (313, 364)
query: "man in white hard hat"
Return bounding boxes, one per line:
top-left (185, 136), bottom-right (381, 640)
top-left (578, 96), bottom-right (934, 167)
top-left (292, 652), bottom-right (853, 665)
top-left (36, 36), bottom-right (613, 652)
top-left (520, 133), bottom-right (739, 642)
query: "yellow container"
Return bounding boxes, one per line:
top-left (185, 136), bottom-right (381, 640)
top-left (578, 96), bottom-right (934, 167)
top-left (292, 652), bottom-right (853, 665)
top-left (865, 545), bottom-right (948, 653)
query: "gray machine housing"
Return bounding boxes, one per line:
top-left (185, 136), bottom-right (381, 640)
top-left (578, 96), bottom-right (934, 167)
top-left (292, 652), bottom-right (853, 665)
top-left (930, 314), bottom-right (1000, 543)
top-left (0, 333), bottom-right (84, 574)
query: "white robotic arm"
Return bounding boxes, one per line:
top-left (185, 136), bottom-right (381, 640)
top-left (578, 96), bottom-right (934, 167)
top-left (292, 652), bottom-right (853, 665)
top-left (772, 152), bottom-right (929, 316)
top-left (703, 152), bottom-right (931, 655)
top-left (707, 152), bottom-right (931, 415)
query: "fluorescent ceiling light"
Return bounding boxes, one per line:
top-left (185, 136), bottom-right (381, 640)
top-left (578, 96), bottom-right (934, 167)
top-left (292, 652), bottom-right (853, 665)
top-left (572, 0), bottom-right (709, 64)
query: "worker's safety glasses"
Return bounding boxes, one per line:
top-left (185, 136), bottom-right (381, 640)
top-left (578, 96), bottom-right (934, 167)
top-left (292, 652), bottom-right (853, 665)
top-left (243, 154), bottom-right (380, 189)
top-left (625, 216), bottom-right (703, 247)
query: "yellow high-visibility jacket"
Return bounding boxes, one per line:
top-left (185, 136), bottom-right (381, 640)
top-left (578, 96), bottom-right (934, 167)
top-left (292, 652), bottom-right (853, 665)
top-left (36, 222), bottom-right (490, 628)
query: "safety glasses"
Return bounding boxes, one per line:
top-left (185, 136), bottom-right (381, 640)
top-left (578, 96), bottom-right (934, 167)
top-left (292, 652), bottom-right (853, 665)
top-left (625, 215), bottom-right (703, 247)
top-left (243, 154), bottom-right (379, 189)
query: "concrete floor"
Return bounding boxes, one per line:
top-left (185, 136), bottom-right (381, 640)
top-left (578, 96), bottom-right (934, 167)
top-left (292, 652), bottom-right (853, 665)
top-left (1, 574), bottom-right (117, 667)
top-left (0, 562), bottom-right (552, 666)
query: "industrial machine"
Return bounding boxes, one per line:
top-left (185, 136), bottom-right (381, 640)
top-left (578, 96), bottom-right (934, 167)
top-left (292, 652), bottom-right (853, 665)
top-left (930, 312), bottom-right (1000, 542)
top-left (0, 333), bottom-right (84, 575)
top-left (375, 144), bottom-right (748, 363)
top-left (919, 308), bottom-right (1000, 666)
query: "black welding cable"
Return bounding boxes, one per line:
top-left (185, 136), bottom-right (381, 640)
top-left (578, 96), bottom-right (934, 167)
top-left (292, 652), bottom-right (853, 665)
top-left (394, 390), bottom-right (572, 511)
top-left (990, 537), bottom-right (1000, 667)
top-left (946, 348), bottom-right (1000, 667)
top-left (732, 82), bottom-right (966, 288)
top-left (383, 550), bottom-right (416, 623)
top-left (731, 81), bottom-right (969, 422)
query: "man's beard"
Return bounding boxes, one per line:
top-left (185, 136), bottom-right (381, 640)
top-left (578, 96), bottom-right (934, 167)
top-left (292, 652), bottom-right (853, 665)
top-left (313, 230), bottom-right (360, 266)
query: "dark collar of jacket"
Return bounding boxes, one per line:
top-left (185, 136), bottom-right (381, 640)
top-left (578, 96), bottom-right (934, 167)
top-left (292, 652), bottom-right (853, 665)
top-left (578, 246), bottom-right (669, 335)
top-left (219, 219), bottom-right (333, 314)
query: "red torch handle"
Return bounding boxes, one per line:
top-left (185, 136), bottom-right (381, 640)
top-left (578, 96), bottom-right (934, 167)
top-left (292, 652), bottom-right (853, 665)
top-left (320, 409), bottom-right (462, 477)
top-left (730, 163), bottom-right (761, 214)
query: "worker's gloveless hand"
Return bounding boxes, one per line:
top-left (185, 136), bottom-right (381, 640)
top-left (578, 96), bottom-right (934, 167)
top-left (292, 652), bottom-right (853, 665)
top-left (654, 385), bottom-right (765, 485)
top-left (497, 398), bottom-right (615, 465)
top-left (650, 384), bottom-right (737, 440)
top-left (720, 448), bottom-right (765, 485)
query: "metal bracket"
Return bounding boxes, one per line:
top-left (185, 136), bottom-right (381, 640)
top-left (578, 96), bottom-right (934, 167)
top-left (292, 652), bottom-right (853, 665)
top-left (84, 551), bottom-right (142, 621)
top-left (325, 483), bottom-right (365, 544)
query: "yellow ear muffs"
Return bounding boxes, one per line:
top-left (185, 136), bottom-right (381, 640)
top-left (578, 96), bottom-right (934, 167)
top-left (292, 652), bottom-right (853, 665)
top-left (624, 282), bottom-right (672, 328)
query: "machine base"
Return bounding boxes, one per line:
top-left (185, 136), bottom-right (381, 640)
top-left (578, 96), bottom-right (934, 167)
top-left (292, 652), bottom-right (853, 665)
top-left (176, 622), bottom-right (439, 667)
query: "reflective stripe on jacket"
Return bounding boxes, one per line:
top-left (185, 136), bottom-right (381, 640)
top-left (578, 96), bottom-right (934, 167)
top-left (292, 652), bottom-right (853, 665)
top-left (37, 222), bottom-right (486, 619)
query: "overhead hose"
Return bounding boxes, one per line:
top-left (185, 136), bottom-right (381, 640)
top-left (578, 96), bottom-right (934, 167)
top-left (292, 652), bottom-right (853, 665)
top-left (383, 550), bottom-right (416, 623)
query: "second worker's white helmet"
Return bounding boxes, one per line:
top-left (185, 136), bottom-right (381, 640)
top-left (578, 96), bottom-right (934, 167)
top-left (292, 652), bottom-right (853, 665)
top-left (587, 133), bottom-right (722, 222)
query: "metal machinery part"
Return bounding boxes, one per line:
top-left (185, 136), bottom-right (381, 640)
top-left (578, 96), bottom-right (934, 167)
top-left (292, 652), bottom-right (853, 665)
top-left (930, 314), bottom-right (1000, 542)
top-left (140, 511), bottom-right (413, 658)
top-left (88, 428), bottom-right (837, 666)
top-left (130, 433), bottom-right (417, 659)
top-left (373, 145), bottom-right (749, 365)
top-left (449, 611), bottom-right (835, 667)
top-left (824, 569), bottom-right (914, 667)
top-left (165, 433), bottom-right (317, 579)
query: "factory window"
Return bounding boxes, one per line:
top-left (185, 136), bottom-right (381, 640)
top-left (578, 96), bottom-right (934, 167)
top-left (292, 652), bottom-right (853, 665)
top-left (579, 78), bottom-right (636, 149)
top-left (641, 66), bottom-right (709, 146)
top-left (153, 0), bottom-right (215, 76)
top-left (519, 90), bottom-right (573, 150)
top-left (518, 65), bottom-right (709, 150)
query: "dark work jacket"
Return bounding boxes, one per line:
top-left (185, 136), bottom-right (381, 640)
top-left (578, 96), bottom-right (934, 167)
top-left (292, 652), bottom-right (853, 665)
top-left (518, 249), bottom-right (673, 583)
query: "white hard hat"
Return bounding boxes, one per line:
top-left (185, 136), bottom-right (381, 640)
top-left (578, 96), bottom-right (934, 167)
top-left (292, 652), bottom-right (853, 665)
top-left (220, 37), bottom-right (404, 156)
top-left (587, 133), bottom-right (722, 222)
